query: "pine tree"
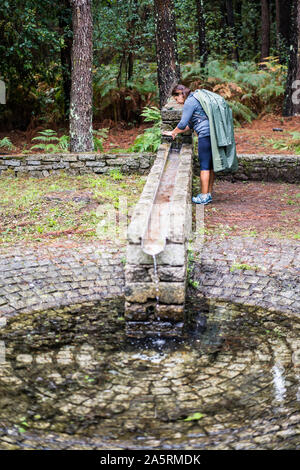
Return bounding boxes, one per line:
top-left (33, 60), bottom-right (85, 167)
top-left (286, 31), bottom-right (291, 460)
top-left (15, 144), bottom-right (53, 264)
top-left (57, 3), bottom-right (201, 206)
top-left (261, 0), bottom-right (270, 61)
top-left (195, 0), bottom-right (208, 68)
top-left (69, 0), bottom-right (94, 152)
top-left (154, 0), bottom-right (181, 107)
top-left (58, 0), bottom-right (73, 121)
top-left (283, 0), bottom-right (300, 116)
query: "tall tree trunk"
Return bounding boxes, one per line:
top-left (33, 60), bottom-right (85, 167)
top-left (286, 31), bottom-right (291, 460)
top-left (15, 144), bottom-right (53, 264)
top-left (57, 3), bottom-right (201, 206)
top-left (261, 0), bottom-right (270, 61)
top-left (275, 0), bottom-right (280, 51)
top-left (127, 0), bottom-right (138, 84)
top-left (283, 0), bottom-right (300, 116)
top-left (128, 52), bottom-right (134, 83)
top-left (278, 0), bottom-right (292, 45)
top-left (235, 0), bottom-right (242, 20)
top-left (276, 0), bottom-right (293, 63)
top-left (226, 0), bottom-right (239, 61)
top-left (195, 0), bottom-right (208, 69)
top-left (69, 0), bottom-right (94, 152)
top-left (220, 0), bottom-right (227, 30)
top-left (154, 0), bottom-right (181, 107)
top-left (58, 0), bottom-right (72, 121)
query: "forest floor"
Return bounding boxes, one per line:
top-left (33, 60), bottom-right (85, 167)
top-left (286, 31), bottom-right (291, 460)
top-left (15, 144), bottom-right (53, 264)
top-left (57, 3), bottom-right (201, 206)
top-left (0, 172), bottom-right (299, 251)
top-left (1, 114), bottom-right (300, 155)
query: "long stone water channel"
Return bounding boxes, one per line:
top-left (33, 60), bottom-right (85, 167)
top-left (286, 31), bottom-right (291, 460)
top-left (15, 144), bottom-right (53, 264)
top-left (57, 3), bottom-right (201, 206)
top-left (0, 101), bottom-right (299, 449)
top-left (125, 141), bottom-right (192, 337)
top-left (125, 101), bottom-right (194, 337)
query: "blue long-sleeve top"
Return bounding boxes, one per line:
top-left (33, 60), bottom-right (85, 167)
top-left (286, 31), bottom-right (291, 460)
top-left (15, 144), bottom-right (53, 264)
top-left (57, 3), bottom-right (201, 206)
top-left (177, 92), bottom-right (210, 137)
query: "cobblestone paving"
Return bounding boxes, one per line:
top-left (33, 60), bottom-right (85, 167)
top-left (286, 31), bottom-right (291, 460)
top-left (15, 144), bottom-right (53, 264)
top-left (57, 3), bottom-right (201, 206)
top-left (0, 236), bottom-right (299, 320)
top-left (192, 236), bottom-right (300, 316)
top-left (0, 241), bottom-right (126, 319)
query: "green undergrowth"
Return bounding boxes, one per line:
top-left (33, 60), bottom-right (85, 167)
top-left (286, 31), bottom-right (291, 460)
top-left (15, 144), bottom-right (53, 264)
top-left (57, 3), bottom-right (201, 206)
top-left (230, 262), bottom-right (259, 272)
top-left (21, 128), bottom-right (110, 154)
top-left (0, 170), bottom-right (146, 246)
top-left (261, 131), bottom-right (300, 155)
top-left (0, 136), bottom-right (16, 152)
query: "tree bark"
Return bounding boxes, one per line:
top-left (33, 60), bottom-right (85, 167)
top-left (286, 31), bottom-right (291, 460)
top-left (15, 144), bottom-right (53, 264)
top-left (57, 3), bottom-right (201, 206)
top-left (235, 0), bottom-right (242, 21)
top-left (154, 0), bottom-right (181, 107)
top-left (69, 0), bottom-right (94, 152)
top-left (226, 0), bottom-right (239, 61)
top-left (127, 0), bottom-right (138, 84)
top-left (275, 0), bottom-right (280, 51)
top-left (283, 0), bottom-right (300, 116)
top-left (276, 0), bottom-right (293, 62)
top-left (261, 0), bottom-right (270, 61)
top-left (195, 0), bottom-right (208, 69)
top-left (278, 0), bottom-right (292, 45)
top-left (58, 0), bottom-right (73, 121)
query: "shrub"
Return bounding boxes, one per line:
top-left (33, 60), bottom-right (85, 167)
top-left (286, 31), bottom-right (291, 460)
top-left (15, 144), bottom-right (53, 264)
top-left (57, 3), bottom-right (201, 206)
top-left (129, 106), bottom-right (161, 153)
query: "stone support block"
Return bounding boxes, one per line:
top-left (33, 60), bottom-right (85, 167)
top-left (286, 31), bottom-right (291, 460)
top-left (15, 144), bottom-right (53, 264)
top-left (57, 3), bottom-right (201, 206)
top-left (93, 167), bottom-right (108, 173)
top-left (42, 155), bottom-right (61, 162)
top-left (125, 265), bottom-right (186, 283)
top-left (53, 162), bottom-right (69, 169)
top-left (125, 281), bottom-right (186, 304)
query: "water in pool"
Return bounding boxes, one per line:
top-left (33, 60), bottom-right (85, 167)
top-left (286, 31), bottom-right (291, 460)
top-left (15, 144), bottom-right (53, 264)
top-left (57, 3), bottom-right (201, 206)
top-left (0, 297), bottom-right (300, 450)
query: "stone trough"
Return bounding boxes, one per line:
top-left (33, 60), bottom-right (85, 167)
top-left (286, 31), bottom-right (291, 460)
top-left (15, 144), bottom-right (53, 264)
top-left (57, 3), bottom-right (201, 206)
top-left (125, 101), bottom-right (193, 337)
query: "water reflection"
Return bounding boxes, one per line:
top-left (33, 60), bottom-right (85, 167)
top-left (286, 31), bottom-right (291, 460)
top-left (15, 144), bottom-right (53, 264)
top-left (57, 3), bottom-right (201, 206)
top-left (272, 363), bottom-right (287, 403)
top-left (0, 298), bottom-right (300, 450)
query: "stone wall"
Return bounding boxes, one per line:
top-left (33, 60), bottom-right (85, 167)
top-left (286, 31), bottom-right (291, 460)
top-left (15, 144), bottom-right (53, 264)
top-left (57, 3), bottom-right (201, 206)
top-left (0, 152), bottom-right (155, 177)
top-left (193, 152), bottom-right (300, 183)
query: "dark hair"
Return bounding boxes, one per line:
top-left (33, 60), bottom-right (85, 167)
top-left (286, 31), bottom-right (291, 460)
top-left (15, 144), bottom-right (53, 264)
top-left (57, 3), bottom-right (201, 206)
top-left (171, 84), bottom-right (191, 100)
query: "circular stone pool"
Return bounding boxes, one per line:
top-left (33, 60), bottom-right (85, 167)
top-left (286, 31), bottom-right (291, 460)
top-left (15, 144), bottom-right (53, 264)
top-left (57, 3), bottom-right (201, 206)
top-left (0, 298), bottom-right (300, 450)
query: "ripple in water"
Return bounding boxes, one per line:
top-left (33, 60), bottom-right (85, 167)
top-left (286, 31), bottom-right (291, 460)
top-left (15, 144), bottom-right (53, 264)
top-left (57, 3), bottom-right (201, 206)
top-left (272, 362), bottom-right (287, 403)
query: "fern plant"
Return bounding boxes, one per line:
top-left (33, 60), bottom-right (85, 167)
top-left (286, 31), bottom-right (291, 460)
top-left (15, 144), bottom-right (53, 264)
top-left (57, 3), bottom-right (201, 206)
top-left (182, 57), bottom-right (286, 124)
top-left (93, 128), bottom-right (109, 151)
top-left (30, 128), bottom-right (109, 153)
top-left (129, 106), bottom-right (162, 153)
top-left (30, 129), bottom-right (69, 153)
top-left (0, 137), bottom-right (15, 151)
top-left (56, 134), bottom-right (70, 152)
top-left (93, 62), bottom-right (158, 123)
top-left (227, 100), bottom-right (256, 125)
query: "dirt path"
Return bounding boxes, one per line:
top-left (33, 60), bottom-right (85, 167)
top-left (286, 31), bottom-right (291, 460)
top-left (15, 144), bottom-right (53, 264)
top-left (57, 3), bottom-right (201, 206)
top-left (201, 180), bottom-right (300, 240)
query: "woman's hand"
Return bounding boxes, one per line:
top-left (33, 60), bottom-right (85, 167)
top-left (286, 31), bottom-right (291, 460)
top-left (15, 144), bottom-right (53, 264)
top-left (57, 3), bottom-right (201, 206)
top-left (171, 129), bottom-right (178, 140)
top-left (162, 130), bottom-right (177, 140)
top-left (162, 125), bottom-right (190, 140)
